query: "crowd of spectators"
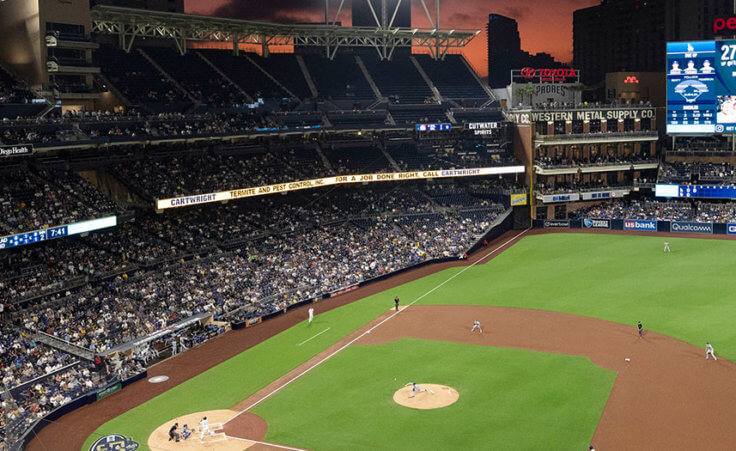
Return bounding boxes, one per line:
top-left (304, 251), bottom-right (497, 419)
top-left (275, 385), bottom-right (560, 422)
top-left (0, 322), bottom-right (106, 445)
top-left (571, 199), bottom-right (736, 223)
top-left (659, 162), bottom-right (735, 184)
top-left (0, 69), bottom-right (35, 105)
top-left (535, 153), bottom-right (656, 169)
top-left (572, 199), bottom-right (692, 221)
top-left (0, 169), bottom-right (120, 234)
top-left (0, 181), bottom-right (504, 355)
top-left (529, 100), bottom-right (653, 110)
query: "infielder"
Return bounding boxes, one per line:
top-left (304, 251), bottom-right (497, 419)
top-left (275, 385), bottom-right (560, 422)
top-left (471, 320), bottom-right (483, 334)
top-left (637, 321), bottom-right (643, 339)
top-left (308, 307), bottom-right (314, 325)
top-left (664, 241), bottom-right (671, 252)
top-left (706, 342), bottom-right (717, 360)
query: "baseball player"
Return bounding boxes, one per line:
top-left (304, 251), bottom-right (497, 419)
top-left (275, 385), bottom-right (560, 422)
top-left (664, 241), bottom-right (671, 252)
top-left (471, 320), bottom-right (483, 334)
top-left (407, 382), bottom-right (427, 398)
top-left (394, 296), bottom-right (400, 312)
top-left (706, 342), bottom-right (717, 360)
top-left (199, 416), bottom-right (210, 440)
top-left (181, 424), bottom-right (192, 440)
top-left (308, 307), bottom-right (314, 325)
top-left (637, 321), bottom-right (643, 339)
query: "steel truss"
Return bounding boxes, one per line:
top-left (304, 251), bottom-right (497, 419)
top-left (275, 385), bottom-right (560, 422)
top-left (90, 4), bottom-right (478, 60)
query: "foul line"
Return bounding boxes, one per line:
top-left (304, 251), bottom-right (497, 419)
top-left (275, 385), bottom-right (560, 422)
top-left (297, 327), bottom-right (331, 346)
top-left (225, 228), bottom-right (529, 426)
top-left (226, 435), bottom-right (307, 451)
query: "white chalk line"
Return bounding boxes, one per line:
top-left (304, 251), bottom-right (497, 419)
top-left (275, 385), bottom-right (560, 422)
top-left (226, 435), bottom-right (307, 451)
top-left (224, 228), bottom-right (529, 427)
top-left (297, 327), bottom-right (331, 346)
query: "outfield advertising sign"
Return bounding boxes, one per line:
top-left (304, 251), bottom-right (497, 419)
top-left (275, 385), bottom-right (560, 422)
top-left (510, 193), bottom-right (528, 206)
top-left (583, 218), bottom-right (610, 229)
top-left (543, 220), bottom-right (570, 228)
top-left (670, 221), bottom-right (713, 233)
top-left (728, 224), bottom-right (736, 234)
top-left (623, 219), bottom-right (657, 231)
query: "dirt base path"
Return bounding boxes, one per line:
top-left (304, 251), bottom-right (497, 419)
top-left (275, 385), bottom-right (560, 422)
top-left (357, 305), bottom-right (736, 450)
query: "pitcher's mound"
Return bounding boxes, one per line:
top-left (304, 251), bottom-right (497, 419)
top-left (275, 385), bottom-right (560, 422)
top-left (393, 384), bottom-right (459, 409)
top-left (148, 409), bottom-right (255, 450)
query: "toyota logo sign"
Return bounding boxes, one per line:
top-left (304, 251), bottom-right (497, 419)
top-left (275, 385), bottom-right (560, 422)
top-left (520, 67), bottom-right (536, 78)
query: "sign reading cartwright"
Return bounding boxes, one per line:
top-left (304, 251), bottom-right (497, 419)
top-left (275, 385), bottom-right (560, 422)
top-left (157, 166), bottom-right (525, 210)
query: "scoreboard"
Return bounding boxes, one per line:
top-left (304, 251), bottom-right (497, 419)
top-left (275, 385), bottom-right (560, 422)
top-left (0, 216), bottom-right (116, 250)
top-left (656, 184), bottom-right (736, 199)
top-left (666, 40), bottom-right (736, 134)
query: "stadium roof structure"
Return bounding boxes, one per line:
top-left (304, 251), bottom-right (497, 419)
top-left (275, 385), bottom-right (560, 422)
top-left (90, 5), bottom-right (480, 60)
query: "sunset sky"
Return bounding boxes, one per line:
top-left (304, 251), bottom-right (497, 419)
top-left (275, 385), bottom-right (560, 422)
top-left (184, 0), bottom-right (600, 77)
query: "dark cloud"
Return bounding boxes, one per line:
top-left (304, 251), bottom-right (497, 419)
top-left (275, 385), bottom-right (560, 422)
top-left (449, 12), bottom-right (474, 23)
top-left (212, 0), bottom-right (351, 24)
top-left (500, 6), bottom-right (532, 21)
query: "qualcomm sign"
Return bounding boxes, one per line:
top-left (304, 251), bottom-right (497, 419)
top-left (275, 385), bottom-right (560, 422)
top-left (670, 221), bottom-right (713, 233)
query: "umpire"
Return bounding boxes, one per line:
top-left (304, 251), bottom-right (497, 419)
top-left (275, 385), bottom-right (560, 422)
top-left (394, 296), bottom-right (400, 312)
top-left (169, 423), bottom-right (180, 442)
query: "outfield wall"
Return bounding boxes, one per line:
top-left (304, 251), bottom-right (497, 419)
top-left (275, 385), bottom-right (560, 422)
top-left (533, 219), bottom-right (732, 235)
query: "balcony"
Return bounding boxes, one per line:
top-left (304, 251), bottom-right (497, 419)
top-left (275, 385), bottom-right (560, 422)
top-left (534, 159), bottom-right (659, 175)
top-left (45, 33), bottom-right (99, 50)
top-left (535, 185), bottom-right (634, 203)
top-left (534, 130), bottom-right (659, 146)
top-left (47, 60), bottom-right (100, 75)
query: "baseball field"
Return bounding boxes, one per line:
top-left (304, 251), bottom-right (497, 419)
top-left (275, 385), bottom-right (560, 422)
top-left (71, 232), bottom-right (736, 450)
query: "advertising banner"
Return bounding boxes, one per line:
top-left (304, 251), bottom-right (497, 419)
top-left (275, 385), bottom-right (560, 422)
top-left (156, 166), bottom-right (525, 210)
top-left (670, 221), bottom-right (713, 233)
top-left (540, 193), bottom-right (580, 203)
top-left (623, 219), bottom-right (657, 231)
top-left (583, 218), bottom-right (611, 229)
top-left (543, 220), bottom-right (570, 228)
top-left (728, 223), bottom-right (736, 234)
top-left (510, 193), bottom-right (528, 206)
top-left (580, 190), bottom-right (629, 201)
top-left (0, 144), bottom-right (33, 157)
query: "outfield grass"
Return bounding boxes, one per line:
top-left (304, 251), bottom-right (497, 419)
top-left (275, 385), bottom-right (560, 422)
top-left (413, 233), bottom-right (736, 360)
top-left (85, 233), bottom-right (736, 449)
top-left (252, 338), bottom-right (615, 451)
